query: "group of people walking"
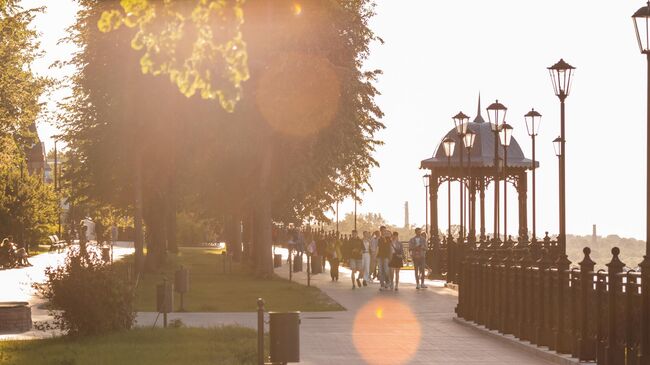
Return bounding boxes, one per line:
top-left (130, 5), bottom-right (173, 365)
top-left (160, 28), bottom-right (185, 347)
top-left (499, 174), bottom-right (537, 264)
top-left (286, 226), bottom-right (430, 291)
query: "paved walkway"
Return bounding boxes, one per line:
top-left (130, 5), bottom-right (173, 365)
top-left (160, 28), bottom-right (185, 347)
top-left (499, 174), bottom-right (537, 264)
top-left (137, 249), bottom-right (554, 365)
top-left (0, 242), bottom-right (134, 340)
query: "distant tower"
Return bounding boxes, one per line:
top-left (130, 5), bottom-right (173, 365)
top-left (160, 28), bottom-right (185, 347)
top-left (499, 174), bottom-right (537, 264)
top-left (404, 202), bottom-right (410, 228)
top-left (592, 224), bottom-right (597, 245)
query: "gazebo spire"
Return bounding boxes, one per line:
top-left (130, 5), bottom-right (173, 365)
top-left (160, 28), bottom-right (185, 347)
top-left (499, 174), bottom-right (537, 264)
top-left (473, 92), bottom-right (485, 124)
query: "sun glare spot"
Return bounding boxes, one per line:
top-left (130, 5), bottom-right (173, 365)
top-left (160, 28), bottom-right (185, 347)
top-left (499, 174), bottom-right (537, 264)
top-left (353, 298), bottom-right (421, 365)
top-left (256, 53), bottom-right (341, 138)
top-left (292, 3), bottom-right (302, 16)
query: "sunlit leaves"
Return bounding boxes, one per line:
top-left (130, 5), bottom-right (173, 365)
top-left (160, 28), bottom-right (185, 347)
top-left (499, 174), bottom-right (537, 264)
top-left (98, 0), bottom-right (249, 112)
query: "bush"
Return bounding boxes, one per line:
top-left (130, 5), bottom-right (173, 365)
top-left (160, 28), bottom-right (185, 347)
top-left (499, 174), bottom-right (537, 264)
top-left (34, 247), bottom-right (136, 336)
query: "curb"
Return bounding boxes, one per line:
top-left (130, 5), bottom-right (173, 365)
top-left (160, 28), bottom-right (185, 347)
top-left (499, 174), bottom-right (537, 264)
top-left (452, 317), bottom-right (594, 365)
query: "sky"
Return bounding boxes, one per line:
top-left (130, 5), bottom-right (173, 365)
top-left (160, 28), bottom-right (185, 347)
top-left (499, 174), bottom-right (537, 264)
top-left (23, 0), bottom-right (650, 240)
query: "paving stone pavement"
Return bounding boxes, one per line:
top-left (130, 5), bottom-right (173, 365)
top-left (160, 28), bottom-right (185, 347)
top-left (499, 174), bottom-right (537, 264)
top-left (137, 249), bottom-right (554, 365)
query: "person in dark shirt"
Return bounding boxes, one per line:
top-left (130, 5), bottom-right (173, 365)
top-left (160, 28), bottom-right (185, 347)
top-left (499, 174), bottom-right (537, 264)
top-left (348, 230), bottom-right (364, 289)
top-left (377, 227), bottom-right (392, 290)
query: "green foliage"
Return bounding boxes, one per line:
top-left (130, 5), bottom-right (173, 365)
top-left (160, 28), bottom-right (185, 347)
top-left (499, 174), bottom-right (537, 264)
top-left (0, 138), bottom-right (58, 246)
top-left (0, 327), bottom-right (259, 365)
top-left (34, 249), bottom-right (136, 337)
top-left (0, 1), bottom-right (48, 137)
top-left (175, 211), bottom-right (215, 245)
top-left (97, 0), bottom-right (249, 112)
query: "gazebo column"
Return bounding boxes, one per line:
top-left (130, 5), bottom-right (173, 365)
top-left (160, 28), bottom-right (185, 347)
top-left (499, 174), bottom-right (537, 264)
top-left (480, 179), bottom-right (486, 241)
top-left (469, 178), bottom-right (477, 242)
top-left (517, 171), bottom-right (528, 242)
top-left (429, 173), bottom-right (440, 244)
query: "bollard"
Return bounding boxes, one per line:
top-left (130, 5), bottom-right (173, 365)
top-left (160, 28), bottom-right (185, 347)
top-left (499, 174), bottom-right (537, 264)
top-left (307, 255), bottom-right (311, 287)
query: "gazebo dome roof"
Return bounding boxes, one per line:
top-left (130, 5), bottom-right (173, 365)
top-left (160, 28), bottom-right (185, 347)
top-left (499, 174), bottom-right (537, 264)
top-left (420, 98), bottom-right (538, 171)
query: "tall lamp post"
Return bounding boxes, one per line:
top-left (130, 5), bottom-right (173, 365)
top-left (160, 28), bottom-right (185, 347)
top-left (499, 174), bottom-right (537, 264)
top-left (463, 130), bottom-right (476, 242)
top-left (525, 109), bottom-right (542, 243)
top-left (487, 101), bottom-right (507, 242)
top-left (453, 112), bottom-right (470, 241)
top-left (442, 137), bottom-right (456, 238)
top-left (632, 3), bottom-right (650, 361)
top-left (422, 174), bottom-right (430, 235)
top-left (548, 59), bottom-right (575, 255)
top-left (499, 124), bottom-right (513, 242)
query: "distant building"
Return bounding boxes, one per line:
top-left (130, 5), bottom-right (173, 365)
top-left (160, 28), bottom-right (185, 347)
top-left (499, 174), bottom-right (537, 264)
top-left (592, 224), bottom-right (597, 245)
top-left (404, 201), bottom-right (410, 228)
top-left (23, 122), bottom-right (46, 180)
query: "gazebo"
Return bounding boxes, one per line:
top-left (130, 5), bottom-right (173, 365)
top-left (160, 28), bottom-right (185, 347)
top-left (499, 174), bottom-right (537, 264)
top-left (421, 99), bottom-right (538, 244)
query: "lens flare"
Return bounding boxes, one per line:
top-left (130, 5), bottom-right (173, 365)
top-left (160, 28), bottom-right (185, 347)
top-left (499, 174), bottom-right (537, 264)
top-left (256, 52), bottom-right (341, 138)
top-left (292, 3), bottom-right (302, 16)
top-left (353, 298), bottom-right (421, 365)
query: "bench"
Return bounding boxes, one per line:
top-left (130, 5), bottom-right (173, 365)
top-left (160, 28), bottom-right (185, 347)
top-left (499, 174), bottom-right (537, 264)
top-left (48, 235), bottom-right (67, 253)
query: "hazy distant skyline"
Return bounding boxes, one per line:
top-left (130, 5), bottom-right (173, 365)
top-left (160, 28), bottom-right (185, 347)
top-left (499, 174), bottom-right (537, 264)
top-left (25, 0), bottom-right (650, 240)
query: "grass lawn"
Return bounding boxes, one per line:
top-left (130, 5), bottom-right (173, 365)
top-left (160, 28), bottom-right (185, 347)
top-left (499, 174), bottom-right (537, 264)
top-left (0, 327), bottom-right (259, 365)
top-left (128, 248), bottom-right (344, 312)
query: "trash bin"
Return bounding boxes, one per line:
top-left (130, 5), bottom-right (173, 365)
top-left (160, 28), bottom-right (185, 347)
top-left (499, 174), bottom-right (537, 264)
top-left (269, 312), bottom-right (300, 363)
top-left (311, 255), bottom-right (322, 274)
top-left (274, 254), bottom-right (283, 268)
top-left (101, 246), bottom-right (110, 262)
top-left (293, 254), bottom-right (303, 272)
top-left (174, 267), bottom-right (189, 294)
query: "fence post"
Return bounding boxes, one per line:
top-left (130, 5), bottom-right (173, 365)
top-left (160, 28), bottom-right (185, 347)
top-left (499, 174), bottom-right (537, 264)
top-left (518, 249), bottom-right (531, 341)
top-left (625, 271), bottom-right (637, 362)
top-left (640, 257), bottom-right (650, 364)
top-left (487, 250), bottom-right (498, 330)
top-left (257, 298), bottom-right (265, 365)
top-left (606, 247), bottom-right (625, 365)
top-left (555, 254), bottom-right (572, 354)
top-left (502, 249), bottom-right (514, 335)
top-left (577, 247), bottom-right (596, 361)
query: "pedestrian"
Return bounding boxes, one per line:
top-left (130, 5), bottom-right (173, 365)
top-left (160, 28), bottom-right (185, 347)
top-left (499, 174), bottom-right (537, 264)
top-left (377, 226), bottom-right (392, 290)
top-left (389, 232), bottom-right (403, 291)
top-left (328, 235), bottom-right (342, 282)
top-left (361, 231), bottom-right (371, 286)
top-left (409, 227), bottom-right (428, 289)
top-left (317, 234), bottom-right (327, 272)
top-left (369, 230), bottom-right (379, 281)
top-left (349, 230), bottom-right (364, 289)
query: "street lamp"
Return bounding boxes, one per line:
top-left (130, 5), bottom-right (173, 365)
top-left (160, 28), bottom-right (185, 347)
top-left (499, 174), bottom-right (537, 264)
top-left (548, 59), bottom-right (574, 255)
top-left (549, 59), bottom-right (574, 353)
top-left (423, 174), bottom-right (430, 236)
top-left (525, 109), bottom-right (542, 243)
top-left (453, 112), bottom-right (469, 241)
top-left (463, 129), bottom-right (476, 242)
top-left (442, 137), bottom-right (456, 238)
top-left (633, 4), bottom-right (650, 361)
top-left (499, 124), bottom-right (513, 243)
top-left (487, 100), bottom-right (507, 241)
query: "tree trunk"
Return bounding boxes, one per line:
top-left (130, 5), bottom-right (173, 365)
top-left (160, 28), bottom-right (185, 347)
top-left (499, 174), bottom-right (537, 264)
top-left (166, 194), bottom-right (178, 254)
top-left (254, 148), bottom-right (274, 278)
top-left (134, 154), bottom-right (145, 274)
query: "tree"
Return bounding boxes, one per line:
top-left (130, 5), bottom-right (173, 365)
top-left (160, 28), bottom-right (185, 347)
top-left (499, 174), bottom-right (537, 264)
top-left (62, 0), bottom-right (384, 279)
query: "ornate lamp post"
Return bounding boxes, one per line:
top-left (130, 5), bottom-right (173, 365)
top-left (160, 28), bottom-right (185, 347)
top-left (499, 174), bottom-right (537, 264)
top-left (463, 130), bottom-right (477, 242)
top-left (442, 137), bottom-right (456, 238)
top-left (453, 112), bottom-right (470, 241)
top-left (525, 109), bottom-right (542, 243)
top-left (499, 124), bottom-right (513, 242)
top-left (423, 174), bottom-right (430, 235)
top-left (548, 59), bottom-right (575, 255)
top-left (632, 3), bottom-right (650, 361)
top-left (487, 101), bottom-right (507, 241)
